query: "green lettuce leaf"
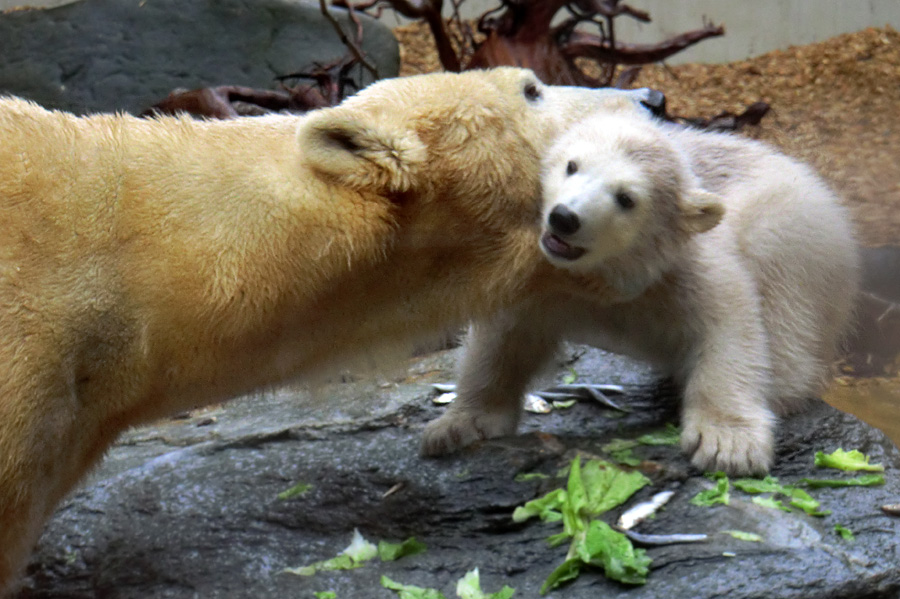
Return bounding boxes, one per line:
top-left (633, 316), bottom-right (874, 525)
top-left (814, 449), bottom-right (884, 472)
top-left (834, 524), bottom-right (855, 541)
top-left (511, 488), bottom-right (566, 524)
top-left (456, 568), bottom-right (515, 599)
top-left (581, 520), bottom-right (651, 585)
top-left (752, 495), bottom-right (792, 512)
top-left (724, 530), bottom-right (763, 542)
top-left (514, 472), bottom-right (550, 483)
top-left (580, 459), bottom-right (651, 516)
top-left (636, 423), bottom-right (681, 446)
top-left (540, 558), bottom-right (583, 595)
top-left (378, 537), bottom-right (427, 562)
top-left (690, 472), bottom-right (730, 506)
top-left (381, 575), bottom-right (447, 599)
top-left (283, 529), bottom-right (377, 576)
top-left (277, 481), bottom-right (312, 500)
top-left (314, 592), bottom-right (337, 599)
top-left (733, 475), bottom-right (784, 494)
top-left (788, 488), bottom-right (831, 517)
top-left (800, 474), bottom-right (885, 488)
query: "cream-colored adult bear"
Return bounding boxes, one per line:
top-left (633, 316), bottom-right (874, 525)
top-left (0, 69), bottom-right (658, 595)
top-left (422, 107), bottom-right (860, 476)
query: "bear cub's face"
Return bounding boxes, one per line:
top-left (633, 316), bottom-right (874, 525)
top-left (539, 113), bottom-right (724, 273)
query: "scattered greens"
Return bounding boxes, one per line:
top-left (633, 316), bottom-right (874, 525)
top-left (378, 537), bottom-right (428, 562)
top-left (731, 475), bottom-right (831, 516)
top-left (284, 529), bottom-right (378, 576)
top-left (514, 472), bottom-right (550, 483)
top-left (690, 472), bottom-right (730, 507)
top-left (600, 439), bottom-right (643, 467)
top-left (600, 424), bottom-right (680, 466)
top-left (278, 482), bottom-right (313, 500)
top-left (724, 530), bottom-right (763, 542)
top-left (733, 476), bottom-right (784, 495)
top-left (381, 570), bottom-right (514, 599)
top-left (800, 474), bottom-right (885, 488)
top-left (512, 488), bottom-right (566, 524)
top-left (788, 488), bottom-right (831, 516)
top-left (814, 449), bottom-right (884, 472)
top-left (636, 423), bottom-right (681, 446)
top-left (751, 495), bottom-right (792, 512)
top-left (284, 530), bottom-right (427, 576)
top-left (541, 520), bottom-right (652, 593)
top-left (562, 367), bottom-right (579, 385)
top-left (834, 524), bottom-right (855, 541)
top-left (381, 576), bottom-right (447, 599)
top-left (314, 592), bottom-right (337, 599)
top-left (514, 457), bottom-right (651, 593)
top-left (608, 448), bottom-right (642, 467)
top-left (456, 568), bottom-right (515, 599)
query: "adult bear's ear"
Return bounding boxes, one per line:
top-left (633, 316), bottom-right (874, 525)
top-left (297, 106), bottom-right (427, 193)
top-left (680, 189), bottom-right (725, 234)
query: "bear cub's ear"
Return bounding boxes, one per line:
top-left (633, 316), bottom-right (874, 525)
top-left (679, 189), bottom-right (725, 234)
top-left (297, 107), bottom-right (427, 193)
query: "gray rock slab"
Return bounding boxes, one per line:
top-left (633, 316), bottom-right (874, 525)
top-left (0, 0), bottom-right (399, 115)
top-left (16, 347), bottom-right (900, 599)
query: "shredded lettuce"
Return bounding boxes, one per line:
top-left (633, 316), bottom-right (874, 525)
top-left (378, 537), bottom-right (427, 562)
top-left (514, 472), bottom-right (550, 483)
top-left (751, 495), bottom-right (792, 512)
top-left (636, 423), bottom-right (681, 446)
top-left (514, 457), bottom-right (650, 593)
top-left (381, 575), bottom-right (447, 599)
top-left (456, 568), bottom-right (515, 599)
top-left (512, 488), bottom-right (566, 524)
top-left (690, 472), bottom-right (730, 506)
top-left (814, 449), bottom-right (884, 472)
top-left (834, 524), bottom-right (855, 541)
top-left (277, 481), bottom-right (312, 500)
top-left (724, 530), bottom-right (763, 542)
top-left (800, 474), bottom-right (885, 488)
top-left (283, 529), bottom-right (378, 576)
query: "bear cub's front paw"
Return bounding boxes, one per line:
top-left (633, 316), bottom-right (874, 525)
top-left (421, 408), bottom-right (519, 457)
top-left (680, 410), bottom-right (774, 476)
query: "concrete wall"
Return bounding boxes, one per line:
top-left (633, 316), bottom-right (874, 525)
top-left (3, 0), bottom-right (899, 64)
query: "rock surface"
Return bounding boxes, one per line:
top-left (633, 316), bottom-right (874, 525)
top-left (0, 0), bottom-right (399, 115)
top-left (17, 347), bottom-right (900, 599)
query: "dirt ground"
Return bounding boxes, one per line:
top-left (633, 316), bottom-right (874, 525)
top-left (394, 23), bottom-right (900, 446)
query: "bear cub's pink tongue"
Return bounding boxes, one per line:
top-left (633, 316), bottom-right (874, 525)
top-left (541, 232), bottom-right (585, 260)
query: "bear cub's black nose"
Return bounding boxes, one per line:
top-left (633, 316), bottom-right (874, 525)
top-left (548, 204), bottom-right (580, 235)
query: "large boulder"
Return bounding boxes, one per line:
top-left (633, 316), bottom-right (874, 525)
top-left (15, 347), bottom-right (900, 599)
top-left (0, 0), bottom-right (399, 114)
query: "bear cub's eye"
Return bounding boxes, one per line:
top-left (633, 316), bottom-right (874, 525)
top-left (523, 82), bottom-right (542, 102)
top-left (566, 160), bottom-right (578, 176)
top-left (615, 190), bottom-right (635, 210)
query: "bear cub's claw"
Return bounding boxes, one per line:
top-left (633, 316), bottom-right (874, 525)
top-left (420, 409), bottom-right (519, 457)
top-left (680, 412), bottom-right (774, 476)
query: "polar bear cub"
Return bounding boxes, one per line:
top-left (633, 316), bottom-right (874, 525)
top-left (422, 108), bottom-right (860, 475)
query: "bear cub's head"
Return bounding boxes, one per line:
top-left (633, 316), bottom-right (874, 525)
top-left (539, 111), bottom-right (725, 282)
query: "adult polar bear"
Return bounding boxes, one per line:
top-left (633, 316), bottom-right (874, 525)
top-left (423, 107), bottom-right (860, 476)
top-left (0, 69), bottom-right (655, 594)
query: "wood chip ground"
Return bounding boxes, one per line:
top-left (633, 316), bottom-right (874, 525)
top-left (396, 24), bottom-right (900, 247)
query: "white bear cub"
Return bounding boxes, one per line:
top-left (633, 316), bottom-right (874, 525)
top-left (422, 108), bottom-right (860, 475)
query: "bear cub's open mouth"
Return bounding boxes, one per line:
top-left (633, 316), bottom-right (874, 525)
top-left (541, 231), bottom-right (586, 260)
